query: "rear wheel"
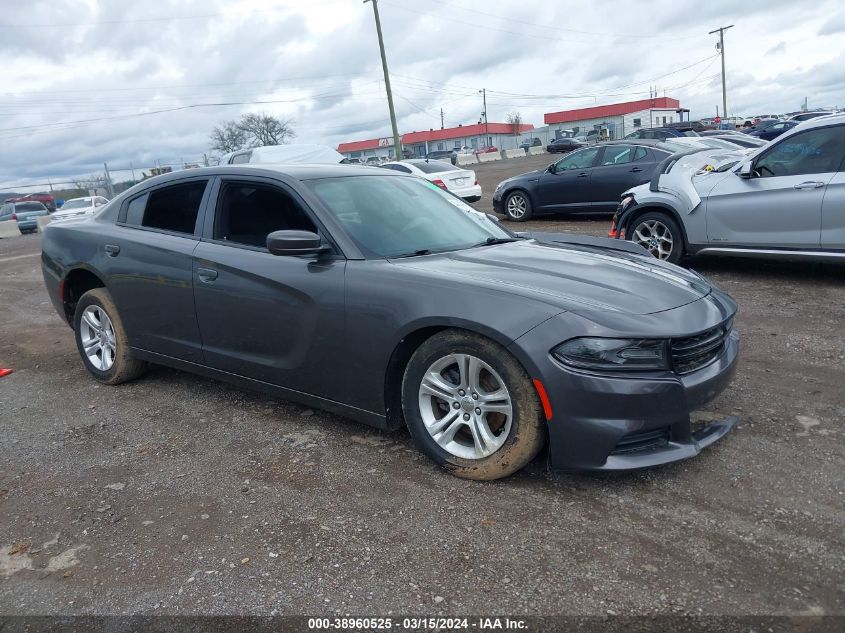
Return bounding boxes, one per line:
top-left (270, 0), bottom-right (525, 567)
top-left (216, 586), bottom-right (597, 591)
top-left (73, 288), bottom-right (146, 385)
top-left (402, 330), bottom-right (546, 480)
top-left (504, 191), bottom-right (533, 222)
top-left (629, 211), bottom-right (684, 264)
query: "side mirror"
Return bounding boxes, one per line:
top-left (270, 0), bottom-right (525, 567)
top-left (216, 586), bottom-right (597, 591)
top-left (547, 162), bottom-right (557, 174)
top-left (737, 160), bottom-right (754, 179)
top-left (266, 230), bottom-right (328, 256)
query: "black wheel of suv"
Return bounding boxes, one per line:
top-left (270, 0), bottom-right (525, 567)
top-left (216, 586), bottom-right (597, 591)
top-left (629, 211), bottom-right (684, 264)
top-left (73, 288), bottom-right (147, 385)
top-left (504, 191), bottom-right (533, 222)
top-left (401, 329), bottom-right (546, 480)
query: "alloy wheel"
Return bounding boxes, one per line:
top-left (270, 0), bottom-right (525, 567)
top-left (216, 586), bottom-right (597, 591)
top-left (79, 305), bottom-right (117, 371)
top-left (417, 353), bottom-right (513, 460)
top-left (633, 219), bottom-right (674, 260)
top-left (506, 194), bottom-right (527, 219)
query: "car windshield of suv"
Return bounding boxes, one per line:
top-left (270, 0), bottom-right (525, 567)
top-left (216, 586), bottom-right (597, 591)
top-left (306, 175), bottom-right (512, 258)
top-left (61, 199), bottom-right (91, 210)
top-left (411, 160), bottom-right (455, 174)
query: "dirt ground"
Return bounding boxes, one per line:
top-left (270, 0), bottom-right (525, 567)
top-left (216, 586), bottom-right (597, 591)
top-left (1, 155), bottom-right (843, 619)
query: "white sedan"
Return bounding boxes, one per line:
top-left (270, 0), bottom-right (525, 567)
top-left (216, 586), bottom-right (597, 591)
top-left (52, 196), bottom-right (109, 221)
top-left (380, 159), bottom-right (482, 202)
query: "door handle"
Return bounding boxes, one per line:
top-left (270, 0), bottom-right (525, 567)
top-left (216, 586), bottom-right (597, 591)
top-left (104, 244), bottom-right (120, 257)
top-left (793, 181), bottom-right (825, 190)
top-left (577, 172), bottom-right (589, 178)
top-left (197, 267), bottom-right (218, 283)
top-left (629, 167), bottom-right (643, 172)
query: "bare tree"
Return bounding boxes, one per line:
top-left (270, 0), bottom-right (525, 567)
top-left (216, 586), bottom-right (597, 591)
top-left (72, 173), bottom-right (108, 192)
top-left (210, 113), bottom-right (295, 153)
top-left (210, 120), bottom-right (248, 154)
top-left (237, 112), bottom-right (295, 146)
top-left (506, 111), bottom-right (523, 136)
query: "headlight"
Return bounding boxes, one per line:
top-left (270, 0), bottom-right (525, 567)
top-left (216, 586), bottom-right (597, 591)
top-left (552, 337), bottom-right (669, 371)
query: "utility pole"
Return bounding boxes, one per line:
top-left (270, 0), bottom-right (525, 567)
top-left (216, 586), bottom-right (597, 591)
top-left (130, 160), bottom-right (136, 183)
top-left (479, 88), bottom-right (488, 143)
top-left (709, 24), bottom-right (734, 123)
top-left (364, 0), bottom-right (402, 159)
top-left (440, 108), bottom-right (444, 130)
top-left (103, 162), bottom-right (115, 198)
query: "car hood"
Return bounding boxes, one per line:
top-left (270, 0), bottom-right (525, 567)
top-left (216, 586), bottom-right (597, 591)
top-left (623, 149), bottom-right (743, 214)
top-left (391, 240), bottom-right (711, 316)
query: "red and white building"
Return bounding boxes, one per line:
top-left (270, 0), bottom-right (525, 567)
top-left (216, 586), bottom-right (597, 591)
top-left (543, 97), bottom-right (684, 141)
top-left (337, 122), bottom-right (535, 160)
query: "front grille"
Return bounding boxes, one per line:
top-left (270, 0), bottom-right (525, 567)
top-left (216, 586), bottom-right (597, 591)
top-left (671, 322), bottom-right (731, 374)
top-left (611, 427), bottom-right (671, 454)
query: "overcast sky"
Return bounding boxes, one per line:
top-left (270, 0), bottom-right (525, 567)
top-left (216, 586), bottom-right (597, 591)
top-left (1, 0), bottom-right (843, 191)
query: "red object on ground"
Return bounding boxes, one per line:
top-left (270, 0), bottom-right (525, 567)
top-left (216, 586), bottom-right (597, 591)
top-left (0, 368), bottom-right (13, 378)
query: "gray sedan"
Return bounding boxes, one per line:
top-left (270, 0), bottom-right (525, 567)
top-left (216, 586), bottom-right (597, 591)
top-left (42, 165), bottom-right (739, 479)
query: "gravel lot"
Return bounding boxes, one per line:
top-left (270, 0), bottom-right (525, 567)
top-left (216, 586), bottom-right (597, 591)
top-left (1, 155), bottom-right (844, 620)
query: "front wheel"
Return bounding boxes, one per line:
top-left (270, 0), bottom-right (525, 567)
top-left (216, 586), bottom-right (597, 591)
top-left (402, 330), bottom-right (546, 480)
top-left (73, 288), bottom-right (147, 385)
top-left (504, 191), bottom-right (533, 222)
top-left (629, 212), bottom-right (684, 264)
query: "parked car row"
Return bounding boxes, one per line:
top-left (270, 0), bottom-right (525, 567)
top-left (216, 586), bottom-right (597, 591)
top-left (488, 114), bottom-right (845, 265)
top-left (0, 195), bottom-right (110, 236)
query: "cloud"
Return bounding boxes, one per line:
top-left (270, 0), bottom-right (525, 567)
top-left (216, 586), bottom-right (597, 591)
top-left (766, 42), bottom-right (787, 55)
top-left (1, 0), bottom-right (844, 189)
top-left (818, 13), bottom-right (845, 35)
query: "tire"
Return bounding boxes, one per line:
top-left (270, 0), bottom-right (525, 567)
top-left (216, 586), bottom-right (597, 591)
top-left (504, 190), bottom-right (533, 222)
top-left (628, 211), bottom-right (684, 264)
top-left (73, 288), bottom-right (146, 385)
top-left (401, 329), bottom-right (546, 481)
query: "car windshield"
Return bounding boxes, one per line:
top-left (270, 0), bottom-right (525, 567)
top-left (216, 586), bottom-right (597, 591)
top-left (411, 160), bottom-right (455, 174)
top-left (306, 175), bottom-right (512, 258)
top-left (61, 199), bottom-right (91, 210)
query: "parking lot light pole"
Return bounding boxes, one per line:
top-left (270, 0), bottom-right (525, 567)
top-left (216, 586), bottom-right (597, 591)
top-left (709, 24), bottom-right (734, 123)
top-left (364, 0), bottom-right (402, 160)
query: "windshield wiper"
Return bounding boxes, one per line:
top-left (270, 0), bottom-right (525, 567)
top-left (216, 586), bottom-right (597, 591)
top-left (391, 249), bottom-right (432, 258)
top-left (472, 236), bottom-right (523, 247)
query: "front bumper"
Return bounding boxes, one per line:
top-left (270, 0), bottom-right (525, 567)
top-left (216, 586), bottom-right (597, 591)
top-left (510, 296), bottom-right (740, 471)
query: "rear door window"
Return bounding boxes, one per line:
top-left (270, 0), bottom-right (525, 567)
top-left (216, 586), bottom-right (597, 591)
top-left (124, 181), bottom-right (208, 235)
top-left (600, 145), bottom-right (636, 166)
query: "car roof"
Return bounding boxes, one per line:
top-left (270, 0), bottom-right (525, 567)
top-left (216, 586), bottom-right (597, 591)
top-left (134, 164), bottom-right (398, 184)
top-left (795, 112), bottom-right (845, 128)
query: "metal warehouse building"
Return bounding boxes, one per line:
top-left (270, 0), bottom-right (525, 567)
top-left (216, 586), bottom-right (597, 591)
top-left (338, 122), bottom-right (535, 160)
top-left (543, 97), bottom-right (684, 141)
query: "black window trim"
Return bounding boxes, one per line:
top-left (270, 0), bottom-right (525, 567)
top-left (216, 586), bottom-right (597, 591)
top-left (116, 176), bottom-right (212, 239)
top-left (201, 175), bottom-right (342, 258)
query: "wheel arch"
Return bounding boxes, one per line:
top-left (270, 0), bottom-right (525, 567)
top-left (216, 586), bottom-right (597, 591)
top-left (382, 320), bottom-right (524, 431)
top-left (620, 202), bottom-right (690, 255)
top-left (61, 267), bottom-right (107, 326)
